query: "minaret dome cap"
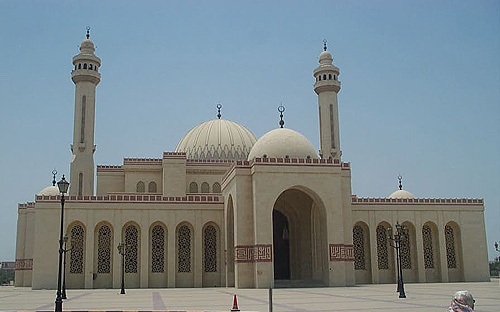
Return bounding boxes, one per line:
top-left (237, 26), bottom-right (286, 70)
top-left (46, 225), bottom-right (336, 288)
top-left (319, 50), bottom-right (333, 65)
top-left (79, 38), bottom-right (95, 54)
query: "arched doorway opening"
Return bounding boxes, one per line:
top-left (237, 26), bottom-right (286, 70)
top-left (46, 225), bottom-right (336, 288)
top-left (225, 195), bottom-right (235, 287)
top-left (272, 188), bottom-right (327, 287)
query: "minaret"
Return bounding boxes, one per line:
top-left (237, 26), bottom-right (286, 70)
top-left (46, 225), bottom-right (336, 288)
top-left (69, 28), bottom-right (101, 196)
top-left (313, 41), bottom-right (341, 159)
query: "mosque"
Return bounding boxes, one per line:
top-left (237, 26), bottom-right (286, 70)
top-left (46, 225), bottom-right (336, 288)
top-left (15, 32), bottom-right (489, 289)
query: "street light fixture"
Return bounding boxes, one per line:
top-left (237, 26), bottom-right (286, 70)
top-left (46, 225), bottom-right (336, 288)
top-left (495, 241), bottom-right (499, 252)
top-left (387, 222), bottom-right (408, 299)
top-left (62, 234), bottom-right (73, 300)
top-left (55, 175), bottom-right (69, 312)
top-left (117, 242), bottom-right (128, 294)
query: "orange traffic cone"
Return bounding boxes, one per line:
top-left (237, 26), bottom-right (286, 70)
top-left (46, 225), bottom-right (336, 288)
top-left (231, 294), bottom-right (240, 311)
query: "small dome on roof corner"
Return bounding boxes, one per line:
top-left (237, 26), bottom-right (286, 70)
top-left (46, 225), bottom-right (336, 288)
top-left (38, 185), bottom-right (60, 196)
top-left (175, 118), bottom-right (257, 161)
top-left (388, 189), bottom-right (415, 199)
top-left (248, 128), bottom-right (319, 160)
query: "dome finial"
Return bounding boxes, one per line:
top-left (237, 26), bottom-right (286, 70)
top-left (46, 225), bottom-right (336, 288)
top-left (398, 174), bottom-right (403, 190)
top-left (216, 103), bottom-right (222, 119)
top-left (52, 169), bottom-right (58, 186)
top-left (323, 39), bottom-right (327, 51)
top-left (278, 104), bottom-right (285, 128)
top-left (86, 26), bottom-right (90, 39)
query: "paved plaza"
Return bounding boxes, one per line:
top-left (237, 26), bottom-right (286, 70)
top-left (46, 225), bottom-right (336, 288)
top-left (0, 280), bottom-right (499, 311)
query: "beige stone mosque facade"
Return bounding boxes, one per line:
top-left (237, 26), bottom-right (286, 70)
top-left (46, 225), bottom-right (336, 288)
top-left (15, 34), bottom-right (490, 290)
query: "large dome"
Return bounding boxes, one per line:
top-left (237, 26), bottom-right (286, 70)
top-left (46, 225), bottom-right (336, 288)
top-left (175, 119), bottom-right (257, 161)
top-left (248, 128), bottom-right (318, 160)
top-left (38, 185), bottom-right (59, 196)
top-left (388, 189), bottom-right (415, 199)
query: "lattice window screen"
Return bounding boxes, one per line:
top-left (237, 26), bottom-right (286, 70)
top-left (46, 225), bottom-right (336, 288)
top-left (204, 225), bottom-right (217, 272)
top-left (422, 225), bottom-right (434, 269)
top-left (400, 231), bottom-right (412, 269)
top-left (151, 225), bottom-right (165, 273)
top-left (125, 225), bottom-right (138, 273)
top-left (353, 225), bottom-right (366, 270)
top-left (376, 225), bottom-right (389, 270)
top-left (70, 225), bottom-right (85, 274)
top-left (136, 181), bottom-right (145, 193)
top-left (201, 182), bottom-right (210, 193)
top-left (178, 225), bottom-right (191, 272)
top-left (189, 182), bottom-right (198, 193)
top-left (97, 225), bottom-right (111, 273)
top-left (445, 225), bottom-right (457, 269)
top-left (148, 181), bottom-right (157, 193)
top-left (212, 182), bottom-right (221, 193)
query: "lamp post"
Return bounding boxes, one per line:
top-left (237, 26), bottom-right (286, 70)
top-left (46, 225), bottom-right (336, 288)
top-left (117, 242), bottom-right (127, 294)
top-left (55, 175), bottom-right (69, 312)
top-left (495, 241), bottom-right (499, 252)
top-left (387, 222), bottom-right (408, 299)
top-left (62, 234), bottom-right (73, 300)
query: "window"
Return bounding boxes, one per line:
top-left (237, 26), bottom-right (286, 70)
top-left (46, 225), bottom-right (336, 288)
top-left (329, 74), bottom-right (332, 80)
top-left (376, 225), bottom-right (389, 270)
top-left (445, 225), bottom-right (457, 268)
top-left (204, 225), bottom-right (217, 272)
top-left (78, 63), bottom-right (81, 69)
top-left (212, 182), bottom-right (221, 193)
top-left (329, 104), bottom-right (335, 149)
top-left (323, 74), bottom-right (326, 80)
top-left (189, 182), bottom-right (198, 193)
top-left (97, 225), bottom-right (111, 273)
top-left (400, 230), bottom-right (411, 269)
top-left (83, 63), bottom-right (87, 69)
top-left (319, 75), bottom-right (321, 81)
top-left (70, 224), bottom-right (85, 274)
top-left (422, 225), bottom-right (434, 269)
top-left (201, 182), bottom-right (210, 193)
top-left (89, 64), bottom-right (93, 70)
top-left (136, 181), bottom-right (145, 193)
top-left (151, 225), bottom-right (165, 273)
top-left (125, 225), bottom-right (138, 273)
top-left (78, 173), bottom-right (83, 197)
top-left (148, 181), bottom-right (157, 193)
top-left (353, 225), bottom-right (366, 270)
top-left (80, 96), bottom-right (86, 143)
top-left (177, 225), bottom-right (191, 272)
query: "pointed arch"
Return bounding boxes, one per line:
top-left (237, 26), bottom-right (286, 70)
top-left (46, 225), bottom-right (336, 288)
top-left (201, 182), bottom-right (210, 193)
top-left (445, 221), bottom-right (464, 281)
top-left (66, 221), bottom-right (86, 288)
top-left (401, 221), bottom-right (418, 282)
top-left (376, 221), bottom-right (395, 283)
top-left (422, 221), bottom-right (441, 282)
top-left (148, 181), bottom-right (157, 193)
top-left (93, 221), bottom-right (113, 288)
top-left (202, 222), bottom-right (221, 286)
top-left (149, 221), bottom-right (167, 288)
top-left (353, 221), bottom-right (372, 284)
top-left (225, 195), bottom-right (235, 287)
top-left (122, 221), bottom-right (141, 287)
top-left (175, 222), bottom-right (194, 287)
top-left (189, 182), bottom-right (198, 193)
top-left (136, 181), bottom-right (145, 193)
top-left (212, 182), bottom-right (221, 193)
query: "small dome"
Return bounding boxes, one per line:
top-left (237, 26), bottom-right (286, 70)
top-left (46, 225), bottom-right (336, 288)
top-left (319, 50), bottom-right (333, 65)
top-left (79, 39), bottom-right (95, 53)
top-left (388, 189), bottom-right (415, 199)
top-left (248, 128), bottom-right (318, 160)
top-left (175, 119), bottom-right (257, 161)
top-left (38, 185), bottom-right (60, 196)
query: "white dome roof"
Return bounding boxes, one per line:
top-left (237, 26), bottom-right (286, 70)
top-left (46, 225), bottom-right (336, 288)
top-left (319, 50), bottom-right (333, 64)
top-left (38, 185), bottom-right (60, 196)
top-left (388, 189), bottom-right (415, 199)
top-left (175, 119), bottom-right (257, 161)
top-left (248, 128), bottom-right (318, 160)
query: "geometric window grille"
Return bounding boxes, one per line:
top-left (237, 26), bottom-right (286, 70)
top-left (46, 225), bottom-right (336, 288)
top-left (400, 230), bottom-right (411, 269)
top-left (136, 181), bottom-right (145, 193)
top-left (353, 225), bottom-right (366, 270)
top-left (97, 225), bottom-right (112, 273)
top-left (178, 225), bottom-right (191, 273)
top-left (125, 225), bottom-right (139, 273)
top-left (204, 225), bottom-right (217, 272)
top-left (70, 224), bottom-right (85, 274)
top-left (189, 182), bottom-right (198, 193)
top-left (148, 181), bottom-right (157, 193)
top-left (201, 182), bottom-right (210, 193)
top-left (212, 182), bottom-right (221, 193)
top-left (422, 225), bottom-right (434, 269)
top-left (151, 225), bottom-right (165, 273)
top-left (376, 225), bottom-right (389, 270)
top-left (445, 225), bottom-right (457, 269)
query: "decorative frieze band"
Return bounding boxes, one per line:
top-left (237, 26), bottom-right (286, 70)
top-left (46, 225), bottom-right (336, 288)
top-left (235, 244), bottom-right (272, 263)
top-left (329, 244), bottom-right (354, 262)
top-left (15, 258), bottom-right (33, 270)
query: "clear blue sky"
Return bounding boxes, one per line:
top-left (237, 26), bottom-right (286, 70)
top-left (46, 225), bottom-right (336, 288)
top-left (0, 1), bottom-right (499, 261)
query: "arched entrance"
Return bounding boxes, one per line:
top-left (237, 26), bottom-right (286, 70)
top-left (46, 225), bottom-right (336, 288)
top-left (272, 188), bottom-right (328, 287)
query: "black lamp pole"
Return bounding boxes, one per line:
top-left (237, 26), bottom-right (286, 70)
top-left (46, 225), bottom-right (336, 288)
top-left (118, 242), bottom-right (127, 294)
top-left (55, 175), bottom-right (69, 312)
top-left (62, 234), bottom-right (73, 300)
top-left (388, 222), bottom-right (407, 299)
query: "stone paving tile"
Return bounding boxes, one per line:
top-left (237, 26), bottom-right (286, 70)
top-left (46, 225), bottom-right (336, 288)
top-left (0, 280), bottom-right (499, 312)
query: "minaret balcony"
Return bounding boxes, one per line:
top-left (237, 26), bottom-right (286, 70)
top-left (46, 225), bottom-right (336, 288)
top-left (314, 80), bottom-right (341, 93)
top-left (71, 69), bottom-right (101, 84)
